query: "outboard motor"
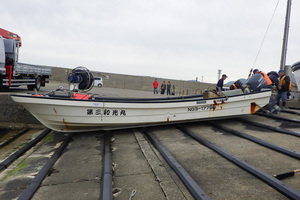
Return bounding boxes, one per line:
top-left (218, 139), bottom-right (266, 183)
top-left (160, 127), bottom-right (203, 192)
top-left (68, 66), bottom-right (94, 92)
top-left (246, 74), bottom-right (278, 113)
top-left (245, 74), bottom-right (267, 92)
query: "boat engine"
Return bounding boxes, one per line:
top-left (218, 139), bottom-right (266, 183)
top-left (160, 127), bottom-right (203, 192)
top-left (246, 74), bottom-right (267, 91)
top-left (67, 66), bottom-right (94, 92)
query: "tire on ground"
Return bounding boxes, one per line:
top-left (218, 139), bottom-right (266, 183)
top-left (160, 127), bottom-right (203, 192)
top-left (27, 76), bottom-right (41, 91)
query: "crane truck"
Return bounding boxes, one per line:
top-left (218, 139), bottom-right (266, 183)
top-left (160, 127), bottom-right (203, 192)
top-left (0, 28), bottom-right (51, 90)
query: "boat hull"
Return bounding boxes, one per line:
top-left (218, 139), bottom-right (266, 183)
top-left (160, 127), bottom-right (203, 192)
top-left (11, 90), bottom-right (271, 132)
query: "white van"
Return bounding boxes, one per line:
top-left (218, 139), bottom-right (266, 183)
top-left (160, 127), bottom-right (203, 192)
top-left (94, 77), bottom-right (103, 87)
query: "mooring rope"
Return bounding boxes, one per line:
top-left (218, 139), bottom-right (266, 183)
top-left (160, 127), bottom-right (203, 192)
top-left (251, 0), bottom-right (280, 69)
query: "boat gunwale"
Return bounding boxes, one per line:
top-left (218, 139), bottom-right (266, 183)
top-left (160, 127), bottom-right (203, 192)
top-left (292, 62), bottom-right (300, 72)
top-left (10, 89), bottom-right (271, 104)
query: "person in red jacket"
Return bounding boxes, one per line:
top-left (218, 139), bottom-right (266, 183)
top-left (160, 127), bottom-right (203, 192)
top-left (153, 79), bottom-right (159, 94)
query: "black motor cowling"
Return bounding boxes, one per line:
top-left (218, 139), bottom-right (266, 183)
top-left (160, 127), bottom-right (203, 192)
top-left (246, 74), bottom-right (267, 91)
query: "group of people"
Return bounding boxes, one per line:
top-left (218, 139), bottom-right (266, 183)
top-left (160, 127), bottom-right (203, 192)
top-left (216, 68), bottom-right (292, 108)
top-left (153, 79), bottom-right (173, 95)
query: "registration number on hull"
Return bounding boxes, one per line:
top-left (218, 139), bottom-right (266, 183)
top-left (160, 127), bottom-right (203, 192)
top-left (188, 105), bottom-right (215, 112)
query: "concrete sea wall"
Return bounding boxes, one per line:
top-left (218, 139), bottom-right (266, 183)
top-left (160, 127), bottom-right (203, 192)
top-left (0, 94), bottom-right (42, 128)
top-left (50, 67), bottom-right (214, 95)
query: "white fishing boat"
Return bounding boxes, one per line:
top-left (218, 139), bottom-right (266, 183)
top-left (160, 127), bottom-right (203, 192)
top-left (10, 67), bottom-right (271, 132)
top-left (10, 90), bottom-right (270, 132)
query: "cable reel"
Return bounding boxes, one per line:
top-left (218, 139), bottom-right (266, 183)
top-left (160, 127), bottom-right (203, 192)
top-left (68, 66), bottom-right (94, 92)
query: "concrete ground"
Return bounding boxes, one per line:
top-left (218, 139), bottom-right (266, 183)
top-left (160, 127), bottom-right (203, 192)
top-left (32, 132), bottom-right (103, 200)
top-left (2, 119), bottom-right (299, 199)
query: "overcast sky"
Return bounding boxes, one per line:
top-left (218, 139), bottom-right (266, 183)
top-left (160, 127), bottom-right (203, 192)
top-left (1, 0), bottom-right (299, 83)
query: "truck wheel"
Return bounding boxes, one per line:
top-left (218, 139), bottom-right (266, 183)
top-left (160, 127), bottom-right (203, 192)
top-left (35, 76), bottom-right (42, 91)
top-left (98, 83), bottom-right (102, 88)
top-left (27, 77), bottom-right (41, 91)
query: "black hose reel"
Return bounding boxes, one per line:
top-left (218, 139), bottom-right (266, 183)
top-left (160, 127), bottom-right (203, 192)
top-left (67, 66), bottom-right (94, 92)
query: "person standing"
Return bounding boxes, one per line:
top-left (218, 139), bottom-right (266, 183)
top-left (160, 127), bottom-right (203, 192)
top-left (267, 71), bottom-right (279, 87)
top-left (216, 74), bottom-right (227, 91)
top-left (276, 69), bottom-right (291, 108)
top-left (160, 81), bottom-right (166, 95)
top-left (253, 69), bottom-right (272, 86)
top-left (172, 85), bottom-right (176, 95)
top-left (167, 81), bottom-right (171, 95)
top-left (153, 79), bottom-right (159, 94)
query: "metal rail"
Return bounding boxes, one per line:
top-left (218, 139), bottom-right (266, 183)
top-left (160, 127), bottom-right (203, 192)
top-left (0, 128), bottom-right (29, 149)
top-left (208, 122), bottom-right (300, 160)
top-left (288, 107), bottom-right (300, 110)
top-left (177, 125), bottom-right (300, 200)
top-left (0, 128), bottom-right (51, 171)
top-left (281, 109), bottom-right (300, 115)
top-left (100, 132), bottom-right (113, 200)
top-left (238, 118), bottom-right (300, 138)
top-left (256, 112), bottom-right (300, 123)
top-left (17, 132), bottom-right (74, 200)
top-left (143, 129), bottom-right (210, 200)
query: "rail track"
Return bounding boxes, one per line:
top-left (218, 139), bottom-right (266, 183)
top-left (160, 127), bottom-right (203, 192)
top-left (0, 128), bottom-right (51, 171)
top-left (0, 109), bottom-right (300, 199)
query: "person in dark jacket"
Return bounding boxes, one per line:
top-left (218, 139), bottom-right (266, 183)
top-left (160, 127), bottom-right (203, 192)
top-left (216, 74), bottom-right (227, 91)
top-left (166, 81), bottom-right (171, 95)
top-left (229, 80), bottom-right (243, 91)
top-left (276, 69), bottom-right (291, 108)
top-left (267, 71), bottom-right (279, 87)
top-left (160, 81), bottom-right (166, 95)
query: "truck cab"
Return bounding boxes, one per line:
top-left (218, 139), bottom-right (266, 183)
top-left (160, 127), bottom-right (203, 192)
top-left (0, 36), bottom-right (19, 72)
top-left (0, 36), bottom-right (6, 75)
top-left (0, 28), bottom-right (51, 90)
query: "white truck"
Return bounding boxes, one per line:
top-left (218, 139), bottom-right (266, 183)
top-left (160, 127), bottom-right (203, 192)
top-left (0, 28), bottom-right (51, 90)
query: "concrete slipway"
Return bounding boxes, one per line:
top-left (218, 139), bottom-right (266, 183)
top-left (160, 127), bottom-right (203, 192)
top-left (0, 81), bottom-right (299, 199)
